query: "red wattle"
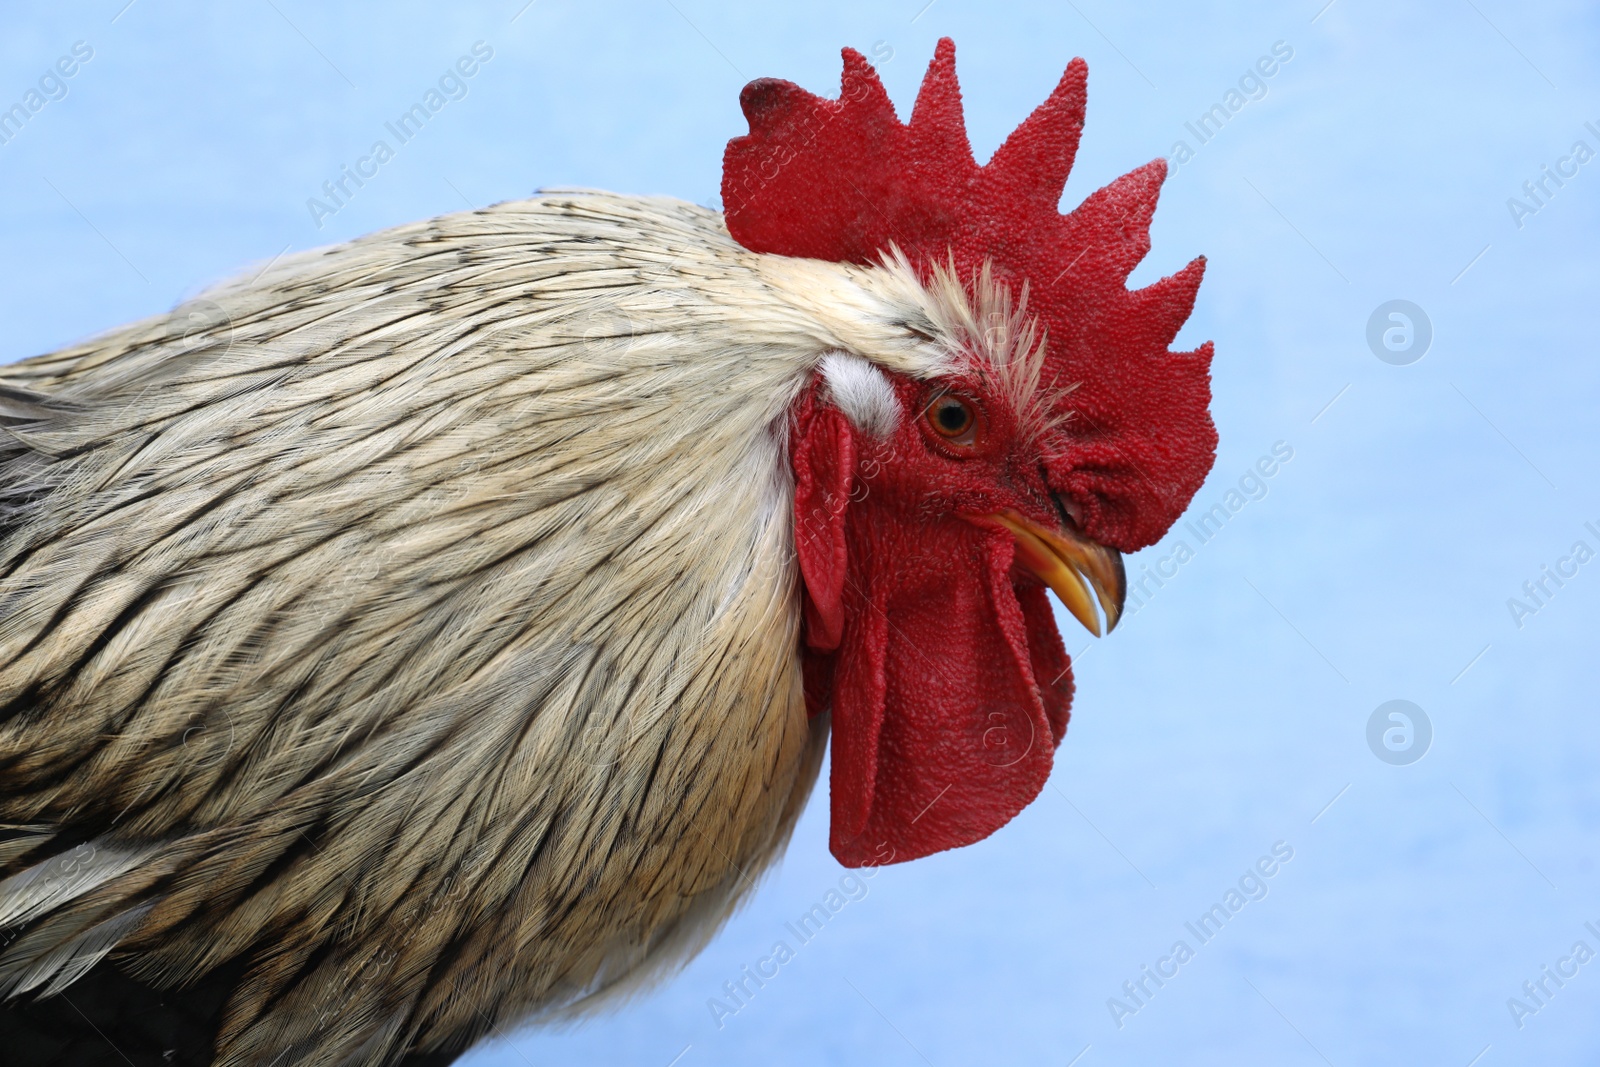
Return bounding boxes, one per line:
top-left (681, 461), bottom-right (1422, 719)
top-left (828, 524), bottom-right (1059, 867)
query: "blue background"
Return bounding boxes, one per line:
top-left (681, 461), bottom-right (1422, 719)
top-left (4, 2), bottom-right (1599, 1064)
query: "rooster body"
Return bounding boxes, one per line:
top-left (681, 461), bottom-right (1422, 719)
top-left (0, 194), bottom-right (875, 1062)
top-left (0, 40), bottom-right (1217, 1067)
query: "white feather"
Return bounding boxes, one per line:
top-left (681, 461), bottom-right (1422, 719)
top-left (4, 903), bottom-right (154, 998)
top-left (0, 842), bottom-right (150, 930)
top-left (819, 351), bottom-right (900, 437)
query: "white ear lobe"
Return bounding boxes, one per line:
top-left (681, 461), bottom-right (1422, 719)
top-left (819, 352), bottom-right (901, 439)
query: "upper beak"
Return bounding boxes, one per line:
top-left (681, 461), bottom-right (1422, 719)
top-left (986, 510), bottom-right (1126, 637)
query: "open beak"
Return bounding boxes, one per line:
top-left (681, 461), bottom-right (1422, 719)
top-left (986, 510), bottom-right (1126, 637)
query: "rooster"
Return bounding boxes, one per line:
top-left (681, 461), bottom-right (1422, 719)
top-left (0, 39), bottom-right (1215, 1067)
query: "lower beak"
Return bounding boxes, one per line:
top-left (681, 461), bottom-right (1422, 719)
top-left (986, 510), bottom-right (1126, 637)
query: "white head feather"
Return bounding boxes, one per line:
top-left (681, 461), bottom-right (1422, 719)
top-left (819, 351), bottom-right (900, 438)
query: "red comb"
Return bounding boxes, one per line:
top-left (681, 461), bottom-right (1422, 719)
top-left (722, 39), bottom-right (1216, 550)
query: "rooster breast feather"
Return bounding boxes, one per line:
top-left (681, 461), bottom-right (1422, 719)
top-left (0, 193), bottom-right (933, 1065)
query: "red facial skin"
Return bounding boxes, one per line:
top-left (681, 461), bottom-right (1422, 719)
top-left (792, 372), bottom-right (1077, 867)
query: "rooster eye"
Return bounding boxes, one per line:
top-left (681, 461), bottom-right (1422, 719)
top-left (927, 393), bottom-right (978, 445)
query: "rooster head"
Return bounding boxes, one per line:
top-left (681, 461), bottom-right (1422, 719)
top-left (722, 40), bottom-right (1217, 866)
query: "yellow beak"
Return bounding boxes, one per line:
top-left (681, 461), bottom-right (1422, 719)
top-left (987, 510), bottom-right (1126, 637)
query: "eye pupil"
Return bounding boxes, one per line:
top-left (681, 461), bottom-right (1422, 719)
top-left (924, 391), bottom-right (980, 446)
